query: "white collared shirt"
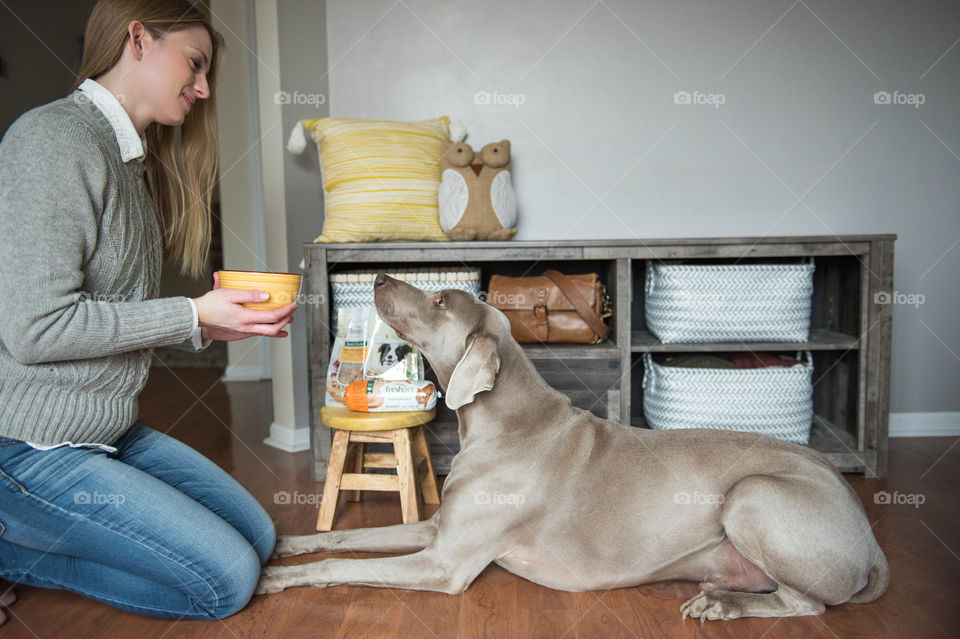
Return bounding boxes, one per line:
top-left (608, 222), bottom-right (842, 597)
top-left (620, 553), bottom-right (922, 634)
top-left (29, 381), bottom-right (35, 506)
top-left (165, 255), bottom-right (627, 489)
top-left (78, 78), bottom-right (146, 163)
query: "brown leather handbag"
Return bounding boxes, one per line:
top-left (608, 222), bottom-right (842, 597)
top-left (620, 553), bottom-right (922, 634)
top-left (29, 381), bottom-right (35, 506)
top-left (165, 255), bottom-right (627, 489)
top-left (487, 270), bottom-right (612, 343)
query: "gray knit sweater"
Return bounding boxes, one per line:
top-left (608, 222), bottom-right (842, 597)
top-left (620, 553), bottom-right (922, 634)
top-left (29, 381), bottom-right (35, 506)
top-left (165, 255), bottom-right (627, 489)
top-left (0, 91), bottom-right (197, 445)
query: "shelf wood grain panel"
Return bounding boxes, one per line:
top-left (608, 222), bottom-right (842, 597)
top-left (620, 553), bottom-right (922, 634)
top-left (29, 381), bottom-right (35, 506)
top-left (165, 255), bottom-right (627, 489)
top-left (631, 328), bottom-right (860, 353)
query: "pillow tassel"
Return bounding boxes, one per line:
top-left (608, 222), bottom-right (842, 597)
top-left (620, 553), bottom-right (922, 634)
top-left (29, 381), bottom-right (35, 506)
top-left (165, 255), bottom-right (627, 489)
top-left (449, 118), bottom-right (467, 143)
top-left (287, 121), bottom-right (308, 154)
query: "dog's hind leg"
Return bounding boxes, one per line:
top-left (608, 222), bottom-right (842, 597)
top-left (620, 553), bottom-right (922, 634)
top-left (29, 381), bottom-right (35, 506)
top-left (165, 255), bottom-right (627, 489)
top-left (272, 513), bottom-right (438, 558)
top-left (681, 473), bottom-right (881, 621)
top-left (681, 584), bottom-right (825, 621)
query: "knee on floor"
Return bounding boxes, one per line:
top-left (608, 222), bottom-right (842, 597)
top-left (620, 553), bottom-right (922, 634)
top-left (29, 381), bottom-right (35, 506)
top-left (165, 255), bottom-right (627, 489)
top-left (188, 542), bottom-right (263, 620)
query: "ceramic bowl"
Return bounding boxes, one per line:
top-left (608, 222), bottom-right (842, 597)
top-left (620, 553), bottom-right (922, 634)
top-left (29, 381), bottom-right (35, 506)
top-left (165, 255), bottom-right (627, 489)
top-left (217, 270), bottom-right (302, 310)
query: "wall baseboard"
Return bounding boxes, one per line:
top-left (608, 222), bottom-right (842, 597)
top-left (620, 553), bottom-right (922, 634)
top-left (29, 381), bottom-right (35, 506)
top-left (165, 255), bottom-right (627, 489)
top-left (223, 365), bottom-right (264, 382)
top-left (889, 412), bottom-right (960, 437)
top-left (263, 421), bottom-right (311, 453)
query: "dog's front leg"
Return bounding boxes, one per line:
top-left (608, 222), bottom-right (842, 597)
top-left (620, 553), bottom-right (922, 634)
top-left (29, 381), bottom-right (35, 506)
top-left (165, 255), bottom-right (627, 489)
top-left (272, 514), bottom-right (438, 558)
top-left (256, 546), bottom-right (490, 595)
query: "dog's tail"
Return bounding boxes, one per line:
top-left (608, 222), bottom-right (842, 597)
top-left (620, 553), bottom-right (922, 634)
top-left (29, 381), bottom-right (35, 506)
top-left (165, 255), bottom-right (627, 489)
top-left (847, 547), bottom-right (889, 604)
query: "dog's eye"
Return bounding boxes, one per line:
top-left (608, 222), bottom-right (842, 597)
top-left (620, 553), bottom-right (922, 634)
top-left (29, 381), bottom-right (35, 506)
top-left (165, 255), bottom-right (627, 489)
top-left (434, 295), bottom-right (445, 308)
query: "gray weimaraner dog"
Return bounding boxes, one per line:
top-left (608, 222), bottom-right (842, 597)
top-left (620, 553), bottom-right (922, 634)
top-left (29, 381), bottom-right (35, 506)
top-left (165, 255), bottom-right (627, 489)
top-left (256, 273), bottom-right (888, 621)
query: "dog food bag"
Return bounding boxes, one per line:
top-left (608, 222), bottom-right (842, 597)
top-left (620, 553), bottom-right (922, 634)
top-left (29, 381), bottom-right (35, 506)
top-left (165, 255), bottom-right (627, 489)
top-left (325, 308), bottom-right (371, 406)
top-left (327, 308), bottom-right (426, 407)
top-left (363, 312), bottom-right (424, 381)
top-left (343, 379), bottom-right (438, 412)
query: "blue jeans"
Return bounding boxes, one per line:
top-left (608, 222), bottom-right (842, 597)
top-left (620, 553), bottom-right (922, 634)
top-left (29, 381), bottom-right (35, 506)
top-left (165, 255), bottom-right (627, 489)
top-left (0, 423), bottom-right (275, 620)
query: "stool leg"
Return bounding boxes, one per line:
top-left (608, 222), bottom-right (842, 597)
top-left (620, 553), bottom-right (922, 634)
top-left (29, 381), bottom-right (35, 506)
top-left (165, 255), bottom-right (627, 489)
top-left (346, 441), bottom-right (365, 503)
top-left (413, 425), bottom-right (441, 505)
top-left (316, 430), bottom-right (350, 532)
top-left (393, 428), bottom-right (421, 524)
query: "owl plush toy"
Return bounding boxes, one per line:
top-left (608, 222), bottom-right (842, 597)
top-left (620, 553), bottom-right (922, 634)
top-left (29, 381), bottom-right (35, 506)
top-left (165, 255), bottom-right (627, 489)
top-left (438, 140), bottom-right (518, 241)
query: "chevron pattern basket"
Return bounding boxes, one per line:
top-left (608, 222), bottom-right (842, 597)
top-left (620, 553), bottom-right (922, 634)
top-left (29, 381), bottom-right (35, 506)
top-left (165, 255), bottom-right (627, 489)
top-left (330, 267), bottom-right (481, 329)
top-left (645, 262), bottom-right (814, 343)
top-left (642, 353), bottom-right (814, 444)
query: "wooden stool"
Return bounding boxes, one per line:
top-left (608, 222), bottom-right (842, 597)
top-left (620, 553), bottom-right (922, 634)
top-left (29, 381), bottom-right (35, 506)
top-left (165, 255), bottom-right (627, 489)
top-left (317, 406), bottom-right (441, 532)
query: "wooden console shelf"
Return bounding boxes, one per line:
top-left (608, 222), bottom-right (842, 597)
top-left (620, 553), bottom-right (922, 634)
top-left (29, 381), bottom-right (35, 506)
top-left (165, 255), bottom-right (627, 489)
top-left (304, 235), bottom-right (894, 479)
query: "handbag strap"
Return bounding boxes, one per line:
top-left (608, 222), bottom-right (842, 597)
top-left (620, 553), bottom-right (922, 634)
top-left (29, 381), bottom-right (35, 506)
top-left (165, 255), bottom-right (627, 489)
top-left (543, 270), bottom-right (610, 340)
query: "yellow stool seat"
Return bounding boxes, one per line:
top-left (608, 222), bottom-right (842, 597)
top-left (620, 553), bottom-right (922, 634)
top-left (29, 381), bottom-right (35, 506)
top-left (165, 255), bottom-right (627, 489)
top-left (320, 406), bottom-right (436, 431)
top-left (316, 405), bottom-right (441, 531)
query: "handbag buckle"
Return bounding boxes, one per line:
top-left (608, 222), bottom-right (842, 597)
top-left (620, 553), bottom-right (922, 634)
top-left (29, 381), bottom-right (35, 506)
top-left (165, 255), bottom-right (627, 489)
top-left (601, 287), bottom-right (613, 317)
top-left (533, 304), bottom-right (549, 341)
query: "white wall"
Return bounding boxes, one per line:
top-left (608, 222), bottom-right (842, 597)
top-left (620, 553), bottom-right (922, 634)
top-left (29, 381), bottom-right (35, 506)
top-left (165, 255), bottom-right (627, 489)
top-left (211, 0), bottom-right (271, 382)
top-left (311, 0), bottom-right (960, 420)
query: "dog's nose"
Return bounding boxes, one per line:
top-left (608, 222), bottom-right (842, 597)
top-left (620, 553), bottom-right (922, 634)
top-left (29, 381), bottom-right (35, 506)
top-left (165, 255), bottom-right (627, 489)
top-left (374, 272), bottom-right (389, 288)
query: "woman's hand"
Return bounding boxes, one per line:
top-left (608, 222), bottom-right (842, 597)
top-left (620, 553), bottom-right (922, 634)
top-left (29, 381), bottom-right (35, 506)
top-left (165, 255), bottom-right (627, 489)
top-left (192, 272), bottom-right (297, 341)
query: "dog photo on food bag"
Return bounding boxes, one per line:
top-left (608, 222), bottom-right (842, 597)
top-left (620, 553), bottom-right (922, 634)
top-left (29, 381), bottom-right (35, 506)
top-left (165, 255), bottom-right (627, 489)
top-left (364, 313), bottom-right (420, 381)
top-left (258, 275), bottom-right (887, 622)
top-left (377, 343), bottom-right (412, 370)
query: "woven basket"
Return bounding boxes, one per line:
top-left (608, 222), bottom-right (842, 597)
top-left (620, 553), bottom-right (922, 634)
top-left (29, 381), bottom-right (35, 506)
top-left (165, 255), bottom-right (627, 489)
top-left (645, 262), bottom-right (814, 343)
top-left (642, 353), bottom-right (814, 444)
top-left (330, 267), bottom-right (481, 329)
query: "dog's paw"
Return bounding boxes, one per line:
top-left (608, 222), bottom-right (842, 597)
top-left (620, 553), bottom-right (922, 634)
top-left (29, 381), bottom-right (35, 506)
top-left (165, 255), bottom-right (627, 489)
top-left (680, 591), bottom-right (743, 623)
top-left (254, 566), bottom-right (288, 595)
top-left (271, 535), bottom-right (306, 560)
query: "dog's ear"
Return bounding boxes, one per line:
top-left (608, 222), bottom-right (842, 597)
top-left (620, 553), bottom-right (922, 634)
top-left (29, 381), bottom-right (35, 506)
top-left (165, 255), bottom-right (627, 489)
top-left (445, 333), bottom-right (500, 410)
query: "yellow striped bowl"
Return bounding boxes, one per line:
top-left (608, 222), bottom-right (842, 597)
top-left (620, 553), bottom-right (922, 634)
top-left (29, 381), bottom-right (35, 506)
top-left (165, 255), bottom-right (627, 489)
top-left (217, 270), bottom-right (302, 310)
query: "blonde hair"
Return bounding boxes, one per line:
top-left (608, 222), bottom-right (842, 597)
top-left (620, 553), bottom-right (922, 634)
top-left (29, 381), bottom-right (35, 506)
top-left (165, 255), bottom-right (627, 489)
top-left (72, 0), bottom-right (224, 278)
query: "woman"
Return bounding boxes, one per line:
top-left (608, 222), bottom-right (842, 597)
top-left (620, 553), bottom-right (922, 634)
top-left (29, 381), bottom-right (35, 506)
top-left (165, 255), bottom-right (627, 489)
top-left (0, 0), bottom-right (293, 621)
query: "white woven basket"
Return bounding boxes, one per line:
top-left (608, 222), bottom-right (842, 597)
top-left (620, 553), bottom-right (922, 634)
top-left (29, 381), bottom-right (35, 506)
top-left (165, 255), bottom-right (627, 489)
top-left (642, 353), bottom-right (814, 444)
top-left (645, 262), bottom-right (814, 343)
top-left (330, 267), bottom-right (481, 329)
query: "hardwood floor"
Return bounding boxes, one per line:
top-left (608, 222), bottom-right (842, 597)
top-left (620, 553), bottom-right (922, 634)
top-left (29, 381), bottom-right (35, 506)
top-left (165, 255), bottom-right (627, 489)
top-left (2, 367), bottom-right (957, 638)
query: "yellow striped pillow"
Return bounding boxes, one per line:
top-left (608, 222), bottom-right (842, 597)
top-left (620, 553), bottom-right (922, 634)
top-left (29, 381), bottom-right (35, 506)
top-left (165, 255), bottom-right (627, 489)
top-left (300, 116), bottom-right (451, 242)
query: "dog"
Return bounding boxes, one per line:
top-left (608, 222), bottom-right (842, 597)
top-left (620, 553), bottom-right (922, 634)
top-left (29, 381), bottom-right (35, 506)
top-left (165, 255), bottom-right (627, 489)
top-left (379, 342), bottom-right (412, 368)
top-left (256, 274), bottom-right (888, 621)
